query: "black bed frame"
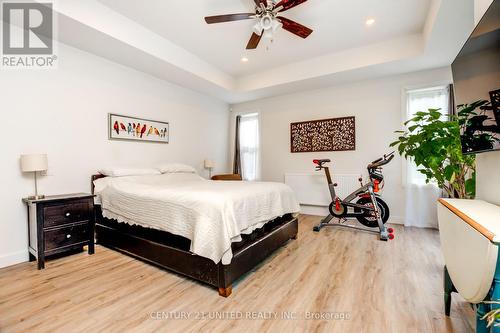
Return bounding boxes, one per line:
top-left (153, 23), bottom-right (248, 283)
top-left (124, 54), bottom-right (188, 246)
top-left (91, 175), bottom-right (298, 297)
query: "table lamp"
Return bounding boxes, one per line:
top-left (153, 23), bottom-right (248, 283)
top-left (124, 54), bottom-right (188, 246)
top-left (21, 154), bottom-right (48, 199)
top-left (204, 159), bottom-right (214, 179)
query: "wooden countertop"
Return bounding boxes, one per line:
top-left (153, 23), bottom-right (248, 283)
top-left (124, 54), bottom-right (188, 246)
top-left (438, 198), bottom-right (500, 244)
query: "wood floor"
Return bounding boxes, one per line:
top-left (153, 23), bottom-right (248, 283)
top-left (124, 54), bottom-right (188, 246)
top-left (0, 215), bottom-right (474, 333)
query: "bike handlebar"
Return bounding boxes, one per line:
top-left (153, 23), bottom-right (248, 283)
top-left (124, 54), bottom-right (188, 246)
top-left (368, 151), bottom-right (395, 169)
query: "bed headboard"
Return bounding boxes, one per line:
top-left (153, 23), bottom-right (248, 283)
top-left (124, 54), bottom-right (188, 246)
top-left (91, 174), bottom-right (106, 195)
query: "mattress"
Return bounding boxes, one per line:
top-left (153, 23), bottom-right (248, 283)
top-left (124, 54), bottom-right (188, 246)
top-left (93, 173), bottom-right (300, 264)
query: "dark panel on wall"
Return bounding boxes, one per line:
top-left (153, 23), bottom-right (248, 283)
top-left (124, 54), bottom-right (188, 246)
top-left (290, 116), bottom-right (356, 153)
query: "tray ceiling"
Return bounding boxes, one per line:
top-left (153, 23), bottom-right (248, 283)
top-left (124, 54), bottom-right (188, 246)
top-left (46, 0), bottom-right (475, 102)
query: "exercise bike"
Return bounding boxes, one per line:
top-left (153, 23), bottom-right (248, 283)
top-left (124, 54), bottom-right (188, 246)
top-left (312, 152), bottom-right (395, 241)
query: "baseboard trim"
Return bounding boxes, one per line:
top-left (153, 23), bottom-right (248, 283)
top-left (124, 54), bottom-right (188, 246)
top-left (300, 205), bottom-right (329, 216)
top-left (390, 216), bottom-right (405, 225)
top-left (0, 250), bottom-right (28, 268)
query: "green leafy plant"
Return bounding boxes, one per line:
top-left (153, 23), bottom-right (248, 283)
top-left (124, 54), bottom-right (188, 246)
top-left (389, 103), bottom-right (487, 199)
top-left (481, 300), bottom-right (500, 328)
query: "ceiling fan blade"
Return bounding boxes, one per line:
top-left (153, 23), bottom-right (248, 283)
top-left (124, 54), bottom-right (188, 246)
top-left (246, 31), bottom-right (263, 49)
top-left (277, 16), bottom-right (313, 38)
top-left (275, 0), bottom-right (308, 12)
top-left (205, 13), bottom-right (255, 24)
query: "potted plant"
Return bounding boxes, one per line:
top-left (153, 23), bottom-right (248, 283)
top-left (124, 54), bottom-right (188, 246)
top-left (390, 100), bottom-right (490, 199)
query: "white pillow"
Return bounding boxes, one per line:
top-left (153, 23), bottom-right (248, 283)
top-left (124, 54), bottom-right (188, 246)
top-left (156, 163), bottom-right (196, 174)
top-left (98, 167), bottom-right (161, 177)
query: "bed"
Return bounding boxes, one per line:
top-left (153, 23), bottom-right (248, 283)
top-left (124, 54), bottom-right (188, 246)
top-left (92, 171), bottom-right (300, 297)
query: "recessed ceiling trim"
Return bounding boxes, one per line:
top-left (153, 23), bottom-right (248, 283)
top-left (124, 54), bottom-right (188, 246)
top-left (46, 0), bottom-right (235, 90)
top-left (38, 0), bottom-right (475, 103)
top-left (236, 34), bottom-right (424, 91)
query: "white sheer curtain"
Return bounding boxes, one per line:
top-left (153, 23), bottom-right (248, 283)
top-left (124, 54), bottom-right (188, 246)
top-left (239, 113), bottom-right (260, 181)
top-left (404, 86), bottom-right (449, 228)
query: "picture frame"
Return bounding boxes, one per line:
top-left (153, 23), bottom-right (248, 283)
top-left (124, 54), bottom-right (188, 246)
top-left (108, 113), bottom-right (169, 144)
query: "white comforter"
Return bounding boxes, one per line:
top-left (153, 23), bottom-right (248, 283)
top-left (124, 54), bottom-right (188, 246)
top-left (94, 173), bottom-right (300, 264)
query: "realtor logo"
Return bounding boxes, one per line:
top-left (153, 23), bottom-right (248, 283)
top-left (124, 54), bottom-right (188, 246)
top-left (1, 1), bottom-right (57, 68)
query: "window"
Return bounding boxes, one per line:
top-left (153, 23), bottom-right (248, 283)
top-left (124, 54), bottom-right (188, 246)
top-left (239, 113), bottom-right (260, 181)
top-left (406, 86), bottom-right (450, 185)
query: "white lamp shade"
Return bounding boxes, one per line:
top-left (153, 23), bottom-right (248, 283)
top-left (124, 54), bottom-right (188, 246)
top-left (21, 154), bottom-right (48, 172)
top-left (204, 159), bottom-right (214, 169)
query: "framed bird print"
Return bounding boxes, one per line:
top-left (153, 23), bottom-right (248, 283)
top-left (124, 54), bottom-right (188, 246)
top-left (108, 113), bottom-right (169, 144)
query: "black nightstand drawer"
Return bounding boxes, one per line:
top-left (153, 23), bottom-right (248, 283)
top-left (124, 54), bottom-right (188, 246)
top-left (44, 223), bottom-right (90, 251)
top-left (43, 200), bottom-right (91, 228)
top-left (24, 193), bottom-right (95, 269)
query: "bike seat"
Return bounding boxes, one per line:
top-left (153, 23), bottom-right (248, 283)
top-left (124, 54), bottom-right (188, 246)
top-left (313, 159), bottom-right (331, 165)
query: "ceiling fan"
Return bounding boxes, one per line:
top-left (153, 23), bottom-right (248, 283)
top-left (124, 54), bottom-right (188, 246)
top-left (204, 0), bottom-right (313, 50)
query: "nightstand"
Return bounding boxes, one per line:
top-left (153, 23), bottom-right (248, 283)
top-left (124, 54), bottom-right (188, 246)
top-left (23, 193), bottom-right (96, 269)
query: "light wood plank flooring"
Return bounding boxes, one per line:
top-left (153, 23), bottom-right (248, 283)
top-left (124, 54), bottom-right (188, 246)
top-left (0, 215), bottom-right (474, 333)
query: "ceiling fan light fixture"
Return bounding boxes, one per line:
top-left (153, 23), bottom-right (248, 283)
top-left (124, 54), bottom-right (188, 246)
top-left (263, 29), bottom-right (274, 39)
top-left (256, 14), bottom-right (281, 39)
top-left (261, 15), bottom-right (273, 30)
top-left (204, 0), bottom-right (313, 50)
top-left (253, 21), bottom-right (264, 35)
top-left (271, 19), bottom-right (281, 32)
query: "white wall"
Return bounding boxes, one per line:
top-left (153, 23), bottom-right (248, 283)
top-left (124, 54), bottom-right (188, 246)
top-left (0, 43), bottom-right (230, 268)
top-left (475, 0), bottom-right (494, 24)
top-left (230, 67), bottom-right (453, 220)
top-left (473, 0), bottom-right (500, 206)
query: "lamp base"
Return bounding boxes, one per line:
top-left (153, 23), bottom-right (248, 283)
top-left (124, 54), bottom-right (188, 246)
top-left (28, 194), bottom-right (45, 200)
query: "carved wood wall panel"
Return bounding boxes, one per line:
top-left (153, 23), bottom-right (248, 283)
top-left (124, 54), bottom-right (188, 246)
top-left (290, 117), bottom-right (356, 153)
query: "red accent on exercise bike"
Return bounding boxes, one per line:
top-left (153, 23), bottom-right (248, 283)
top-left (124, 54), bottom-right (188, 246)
top-left (387, 227), bottom-right (394, 234)
top-left (335, 198), bottom-right (340, 211)
top-left (313, 159), bottom-right (319, 165)
top-left (388, 234), bottom-right (395, 240)
top-left (374, 180), bottom-right (380, 193)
